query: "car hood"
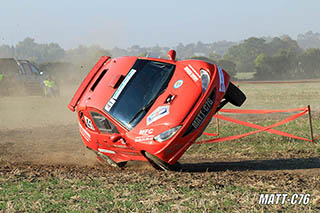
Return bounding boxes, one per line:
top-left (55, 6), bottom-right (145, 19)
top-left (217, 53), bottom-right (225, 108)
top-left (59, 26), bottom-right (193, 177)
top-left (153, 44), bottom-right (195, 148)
top-left (131, 61), bottom-right (203, 136)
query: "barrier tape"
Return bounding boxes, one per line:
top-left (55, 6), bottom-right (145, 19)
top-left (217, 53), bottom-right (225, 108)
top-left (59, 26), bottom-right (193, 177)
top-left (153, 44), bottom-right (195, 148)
top-left (233, 79), bottom-right (320, 84)
top-left (219, 107), bottom-right (306, 114)
top-left (203, 132), bottom-right (219, 137)
top-left (197, 106), bottom-right (319, 144)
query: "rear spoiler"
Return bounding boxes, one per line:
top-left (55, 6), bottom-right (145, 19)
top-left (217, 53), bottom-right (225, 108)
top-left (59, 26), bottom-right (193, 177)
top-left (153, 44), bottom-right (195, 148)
top-left (68, 56), bottom-right (111, 112)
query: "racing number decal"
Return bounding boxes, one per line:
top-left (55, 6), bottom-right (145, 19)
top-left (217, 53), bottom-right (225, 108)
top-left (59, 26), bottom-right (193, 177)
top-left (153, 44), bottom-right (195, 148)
top-left (84, 116), bottom-right (95, 130)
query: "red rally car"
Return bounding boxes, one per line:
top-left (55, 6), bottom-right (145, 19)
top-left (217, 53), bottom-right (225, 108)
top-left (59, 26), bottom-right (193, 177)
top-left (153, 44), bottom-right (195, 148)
top-left (68, 50), bottom-right (246, 170)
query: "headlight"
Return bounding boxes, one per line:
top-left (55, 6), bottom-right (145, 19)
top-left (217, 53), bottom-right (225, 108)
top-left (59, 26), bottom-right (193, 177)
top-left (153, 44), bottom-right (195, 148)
top-left (154, 126), bottom-right (182, 142)
top-left (200, 69), bottom-right (210, 92)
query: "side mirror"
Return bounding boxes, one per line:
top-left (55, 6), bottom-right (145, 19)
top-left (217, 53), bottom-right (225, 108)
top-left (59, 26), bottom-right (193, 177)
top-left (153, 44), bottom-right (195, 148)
top-left (167, 50), bottom-right (176, 61)
top-left (110, 133), bottom-right (121, 142)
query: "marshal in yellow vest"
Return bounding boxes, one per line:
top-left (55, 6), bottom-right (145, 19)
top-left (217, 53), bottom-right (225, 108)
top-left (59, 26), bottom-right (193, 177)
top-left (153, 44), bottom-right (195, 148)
top-left (43, 80), bottom-right (55, 88)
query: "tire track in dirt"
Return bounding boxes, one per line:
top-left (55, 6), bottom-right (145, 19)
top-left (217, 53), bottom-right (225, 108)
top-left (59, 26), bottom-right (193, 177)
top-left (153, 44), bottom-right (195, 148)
top-left (0, 125), bottom-right (96, 166)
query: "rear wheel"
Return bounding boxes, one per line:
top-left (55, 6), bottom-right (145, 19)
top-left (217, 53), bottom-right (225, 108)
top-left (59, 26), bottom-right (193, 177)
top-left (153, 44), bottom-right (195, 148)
top-left (144, 152), bottom-right (181, 171)
top-left (96, 152), bottom-right (127, 168)
top-left (225, 82), bottom-right (246, 107)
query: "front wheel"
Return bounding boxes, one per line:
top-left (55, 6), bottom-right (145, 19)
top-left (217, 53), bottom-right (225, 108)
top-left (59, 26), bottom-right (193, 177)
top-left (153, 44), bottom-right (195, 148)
top-left (144, 152), bottom-right (181, 171)
top-left (224, 82), bottom-right (246, 107)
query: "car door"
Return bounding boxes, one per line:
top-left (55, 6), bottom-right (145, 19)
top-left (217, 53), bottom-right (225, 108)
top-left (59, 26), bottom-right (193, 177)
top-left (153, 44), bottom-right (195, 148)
top-left (89, 111), bottom-right (129, 153)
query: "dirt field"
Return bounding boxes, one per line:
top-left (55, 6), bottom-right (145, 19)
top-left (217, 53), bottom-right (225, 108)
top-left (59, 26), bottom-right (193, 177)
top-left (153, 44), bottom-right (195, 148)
top-left (1, 83), bottom-right (320, 211)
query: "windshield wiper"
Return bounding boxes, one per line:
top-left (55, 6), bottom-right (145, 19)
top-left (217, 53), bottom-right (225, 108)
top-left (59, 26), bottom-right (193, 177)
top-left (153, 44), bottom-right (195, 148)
top-left (128, 68), bottom-right (173, 126)
top-left (128, 97), bottom-right (156, 125)
top-left (128, 89), bottom-right (166, 125)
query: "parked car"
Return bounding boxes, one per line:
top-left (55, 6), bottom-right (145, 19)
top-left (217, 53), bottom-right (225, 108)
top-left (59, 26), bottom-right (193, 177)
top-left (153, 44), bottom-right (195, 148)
top-left (68, 50), bottom-right (246, 170)
top-left (0, 58), bottom-right (55, 96)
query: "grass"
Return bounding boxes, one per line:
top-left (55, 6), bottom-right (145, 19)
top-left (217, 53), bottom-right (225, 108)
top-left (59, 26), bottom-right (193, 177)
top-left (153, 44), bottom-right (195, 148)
top-left (235, 72), bottom-right (256, 80)
top-left (1, 82), bottom-right (320, 212)
top-left (1, 170), bottom-right (319, 212)
top-left (188, 82), bottom-right (320, 161)
top-left (190, 115), bottom-right (320, 159)
top-left (231, 82), bottom-right (320, 111)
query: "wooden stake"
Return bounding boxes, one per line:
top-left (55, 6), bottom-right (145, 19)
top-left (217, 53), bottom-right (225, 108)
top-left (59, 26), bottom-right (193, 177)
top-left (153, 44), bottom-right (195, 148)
top-left (307, 105), bottom-right (314, 142)
top-left (216, 116), bottom-right (219, 136)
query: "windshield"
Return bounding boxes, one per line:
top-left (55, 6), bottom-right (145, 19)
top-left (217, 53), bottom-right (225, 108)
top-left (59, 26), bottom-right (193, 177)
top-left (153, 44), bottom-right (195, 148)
top-left (21, 63), bottom-right (32, 75)
top-left (105, 59), bottom-right (175, 129)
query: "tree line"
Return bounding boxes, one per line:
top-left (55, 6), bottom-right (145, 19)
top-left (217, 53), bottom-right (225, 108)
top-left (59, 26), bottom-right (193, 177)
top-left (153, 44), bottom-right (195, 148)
top-left (0, 31), bottom-right (320, 80)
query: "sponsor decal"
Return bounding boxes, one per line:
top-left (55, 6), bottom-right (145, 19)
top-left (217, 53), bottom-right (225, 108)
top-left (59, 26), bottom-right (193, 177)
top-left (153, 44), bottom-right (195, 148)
top-left (217, 66), bottom-right (226, 92)
top-left (146, 105), bottom-right (170, 126)
top-left (184, 65), bottom-right (200, 82)
top-left (84, 116), bottom-right (95, 130)
top-left (136, 129), bottom-right (154, 143)
top-left (139, 128), bottom-right (154, 135)
top-left (135, 135), bottom-right (154, 143)
top-left (98, 148), bottom-right (116, 154)
top-left (105, 69), bottom-right (136, 111)
top-left (188, 65), bottom-right (201, 78)
top-left (78, 122), bottom-right (91, 142)
top-left (173, 80), bottom-right (183, 89)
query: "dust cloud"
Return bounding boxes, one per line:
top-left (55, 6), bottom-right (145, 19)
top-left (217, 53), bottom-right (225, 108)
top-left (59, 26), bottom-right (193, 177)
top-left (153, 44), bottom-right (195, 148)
top-left (0, 78), bottom-right (98, 166)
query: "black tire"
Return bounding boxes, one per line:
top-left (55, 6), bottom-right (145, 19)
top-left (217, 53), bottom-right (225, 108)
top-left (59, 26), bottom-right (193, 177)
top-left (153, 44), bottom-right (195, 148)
top-left (116, 161), bottom-right (127, 168)
top-left (225, 82), bottom-right (246, 107)
top-left (96, 152), bottom-right (127, 168)
top-left (144, 152), bottom-right (181, 171)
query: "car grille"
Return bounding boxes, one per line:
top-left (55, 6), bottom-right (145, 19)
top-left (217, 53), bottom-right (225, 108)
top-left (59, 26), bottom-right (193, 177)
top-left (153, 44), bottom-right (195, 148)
top-left (183, 88), bottom-right (216, 137)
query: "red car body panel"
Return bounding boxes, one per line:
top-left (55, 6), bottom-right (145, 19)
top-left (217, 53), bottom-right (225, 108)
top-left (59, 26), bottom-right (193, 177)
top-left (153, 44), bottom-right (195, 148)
top-left (69, 53), bottom-right (232, 166)
top-left (68, 56), bottom-right (111, 112)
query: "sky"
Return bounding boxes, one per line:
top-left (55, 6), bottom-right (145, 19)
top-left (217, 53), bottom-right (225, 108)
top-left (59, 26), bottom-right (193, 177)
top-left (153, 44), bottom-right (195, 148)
top-left (1, 0), bottom-right (320, 49)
